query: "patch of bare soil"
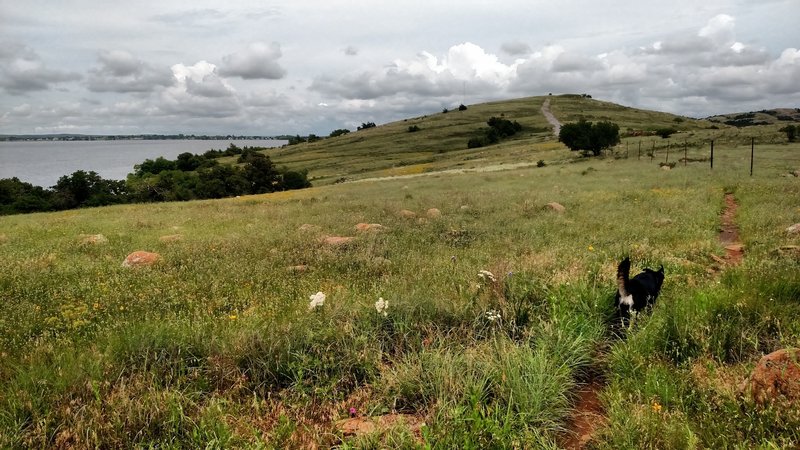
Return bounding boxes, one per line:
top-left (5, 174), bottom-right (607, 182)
top-left (560, 378), bottom-right (606, 450)
top-left (718, 193), bottom-right (744, 266)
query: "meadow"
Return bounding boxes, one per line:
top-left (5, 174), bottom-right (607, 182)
top-left (1, 95), bottom-right (799, 448)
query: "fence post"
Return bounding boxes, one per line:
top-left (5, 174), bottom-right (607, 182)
top-left (750, 137), bottom-right (754, 176)
top-left (650, 141), bottom-right (654, 162)
top-left (665, 142), bottom-right (670, 164)
top-left (684, 140), bottom-right (687, 166)
top-left (626, 141), bottom-right (629, 158)
top-left (710, 140), bottom-right (714, 170)
top-left (638, 141), bottom-right (641, 160)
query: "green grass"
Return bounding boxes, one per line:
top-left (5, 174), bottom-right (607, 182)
top-left (1, 95), bottom-right (800, 448)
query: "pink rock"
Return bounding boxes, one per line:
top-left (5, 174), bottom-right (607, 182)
top-left (122, 251), bottom-right (161, 268)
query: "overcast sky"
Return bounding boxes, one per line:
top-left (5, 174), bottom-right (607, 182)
top-left (1, 0), bottom-right (798, 136)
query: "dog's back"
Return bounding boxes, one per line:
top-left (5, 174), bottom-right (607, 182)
top-left (615, 257), bottom-right (664, 320)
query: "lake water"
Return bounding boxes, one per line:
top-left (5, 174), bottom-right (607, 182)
top-left (0, 139), bottom-right (287, 188)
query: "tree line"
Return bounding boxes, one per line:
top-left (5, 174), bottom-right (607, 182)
top-left (0, 144), bottom-right (311, 215)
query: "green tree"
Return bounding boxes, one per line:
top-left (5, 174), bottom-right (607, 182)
top-left (779, 125), bottom-right (797, 142)
top-left (559, 119), bottom-right (620, 156)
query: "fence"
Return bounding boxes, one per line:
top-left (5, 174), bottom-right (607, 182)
top-left (616, 137), bottom-right (800, 177)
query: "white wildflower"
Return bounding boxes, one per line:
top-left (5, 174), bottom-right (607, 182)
top-left (375, 297), bottom-right (389, 316)
top-left (478, 270), bottom-right (497, 283)
top-left (308, 291), bottom-right (326, 310)
top-left (485, 310), bottom-right (501, 322)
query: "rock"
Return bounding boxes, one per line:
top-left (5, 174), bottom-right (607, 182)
top-left (545, 202), bottom-right (565, 213)
top-left (787, 223), bottom-right (800, 235)
top-left (355, 223), bottom-right (384, 232)
top-left (159, 234), bottom-right (183, 243)
top-left (122, 251), bottom-right (160, 268)
top-left (398, 209), bottom-right (416, 219)
top-left (661, 165), bottom-right (672, 171)
top-left (742, 348), bottom-right (800, 406)
top-left (791, 169), bottom-right (800, 177)
top-left (725, 244), bottom-right (744, 253)
top-left (460, 205), bottom-right (470, 211)
top-left (426, 208), bottom-right (442, 218)
top-left (653, 218), bottom-right (673, 226)
top-left (80, 234), bottom-right (108, 245)
top-left (709, 254), bottom-right (726, 265)
top-left (287, 265), bottom-right (309, 273)
top-left (321, 236), bottom-right (355, 246)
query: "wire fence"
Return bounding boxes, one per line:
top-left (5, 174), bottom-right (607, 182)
top-left (614, 138), bottom-right (800, 176)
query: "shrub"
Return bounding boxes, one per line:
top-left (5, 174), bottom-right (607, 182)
top-left (458, 104), bottom-right (468, 111)
top-left (779, 124), bottom-right (797, 142)
top-left (559, 119), bottom-right (620, 156)
top-left (329, 128), bottom-right (350, 138)
top-left (655, 128), bottom-right (677, 139)
top-left (408, 125), bottom-right (421, 133)
top-left (357, 122), bottom-right (376, 130)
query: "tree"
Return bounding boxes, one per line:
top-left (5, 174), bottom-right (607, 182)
top-left (52, 170), bottom-right (128, 209)
top-left (357, 122), bottom-right (376, 130)
top-left (559, 119), bottom-right (620, 156)
top-left (329, 129), bottom-right (350, 138)
top-left (780, 125), bottom-right (797, 142)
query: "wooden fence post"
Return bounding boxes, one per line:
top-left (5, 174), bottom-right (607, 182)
top-left (710, 140), bottom-right (714, 169)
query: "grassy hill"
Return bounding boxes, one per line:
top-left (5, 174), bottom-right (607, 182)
top-left (267, 95), bottom-right (724, 185)
top-left (1, 95), bottom-right (799, 448)
top-left (707, 108), bottom-right (800, 127)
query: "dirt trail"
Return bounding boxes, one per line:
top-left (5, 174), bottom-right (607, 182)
top-left (541, 98), bottom-right (561, 137)
top-left (719, 193), bottom-right (744, 265)
top-left (560, 378), bottom-right (606, 449)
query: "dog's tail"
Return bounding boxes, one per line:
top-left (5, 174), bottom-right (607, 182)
top-left (617, 257), bottom-right (631, 297)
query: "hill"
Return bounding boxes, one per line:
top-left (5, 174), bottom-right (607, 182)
top-left (268, 95), bottom-right (720, 185)
top-left (706, 108), bottom-right (800, 127)
top-left (1, 95), bottom-right (799, 448)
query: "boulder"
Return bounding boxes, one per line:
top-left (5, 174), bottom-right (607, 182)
top-left (426, 208), bottom-right (442, 218)
top-left (653, 218), bottom-right (673, 226)
top-left (122, 251), bottom-right (161, 268)
top-left (355, 223), bottom-right (384, 232)
top-left (545, 202), bottom-right (566, 213)
top-left (787, 223), bottom-right (800, 235)
top-left (742, 348), bottom-right (800, 406)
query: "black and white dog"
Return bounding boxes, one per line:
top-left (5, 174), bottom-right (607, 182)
top-left (615, 257), bottom-right (664, 322)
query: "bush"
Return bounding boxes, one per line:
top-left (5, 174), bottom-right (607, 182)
top-left (779, 125), bottom-right (797, 142)
top-left (458, 104), bottom-right (468, 111)
top-left (329, 129), bottom-right (350, 138)
top-left (655, 128), bottom-right (677, 139)
top-left (357, 122), bottom-right (376, 130)
top-left (559, 119), bottom-right (620, 156)
top-left (408, 125), bottom-right (421, 133)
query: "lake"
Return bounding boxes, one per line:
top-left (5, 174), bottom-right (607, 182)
top-left (0, 139), bottom-right (287, 188)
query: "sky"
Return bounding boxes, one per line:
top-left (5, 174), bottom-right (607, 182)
top-left (1, 0), bottom-right (798, 136)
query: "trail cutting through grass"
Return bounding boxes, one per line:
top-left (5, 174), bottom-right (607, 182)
top-left (720, 193), bottom-right (744, 265)
top-left (541, 98), bottom-right (561, 137)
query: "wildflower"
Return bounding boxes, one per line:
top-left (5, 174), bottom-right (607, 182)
top-left (349, 407), bottom-right (357, 418)
top-left (588, 245), bottom-right (594, 251)
top-left (228, 314), bottom-right (238, 320)
top-left (478, 270), bottom-right (497, 283)
top-left (485, 310), bottom-right (501, 322)
top-left (308, 291), bottom-right (326, 310)
top-left (652, 401), bottom-right (662, 413)
top-left (375, 297), bottom-right (389, 316)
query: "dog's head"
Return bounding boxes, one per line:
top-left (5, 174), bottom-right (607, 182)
top-left (643, 265), bottom-right (665, 292)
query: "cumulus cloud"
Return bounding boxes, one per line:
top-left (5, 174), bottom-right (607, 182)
top-left (0, 42), bottom-right (80, 94)
top-left (343, 46), bottom-right (359, 56)
top-left (160, 61), bottom-right (241, 118)
top-left (87, 50), bottom-right (174, 93)
top-left (219, 42), bottom-right (287, 80)
top-left (311, 42), bottom-right (519, 100)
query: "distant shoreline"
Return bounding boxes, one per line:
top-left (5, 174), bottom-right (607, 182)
top-left (0, 134), bottom-right (288, 142)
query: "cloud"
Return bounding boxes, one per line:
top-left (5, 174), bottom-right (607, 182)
top-left (343, 46), bottom-right (359, 56)
top-left (501, 41), bottom-right (532, 56)
top-left (159, 61), bottom-right (241, 118)
top-left (311, 42), bottom-right (518, 100)
top-left (0, 42), bottom-right (81, 94)
top-left (86, 50), bottom-right (174, 93)
top-left (219, 42), bottom-right (287, 80)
